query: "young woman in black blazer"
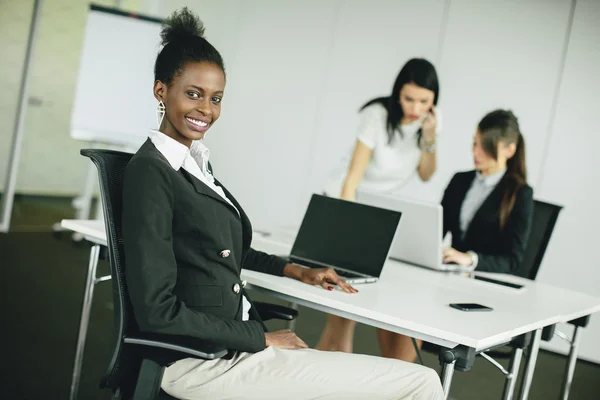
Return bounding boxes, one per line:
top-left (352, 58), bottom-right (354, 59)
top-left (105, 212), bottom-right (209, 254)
top-left (121, 8), bottom-right (443, 400)
top-left (387, 110), bottom-right (533, 363)
top-left (441, 109), bottom-right (533, 274)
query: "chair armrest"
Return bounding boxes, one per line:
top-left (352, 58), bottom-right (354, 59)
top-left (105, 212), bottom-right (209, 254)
top-left (568, 315), bottom-right (590, 328)
top-left (124, 338), bottom-right (227, 360)
top-left (125, 333), bottom-right (228, 360)
top-left (422, 341), bottom-right (514, 359)
top-left (420, 341), bottom-right (440, 354)
top-left (542, 324), bottom-right (556, 341)
top-left (253, 301), bottom-right (298, 321)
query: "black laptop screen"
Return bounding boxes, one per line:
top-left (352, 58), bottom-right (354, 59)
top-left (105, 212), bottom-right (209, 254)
top-left (290, 194), bottom-right (402, 277)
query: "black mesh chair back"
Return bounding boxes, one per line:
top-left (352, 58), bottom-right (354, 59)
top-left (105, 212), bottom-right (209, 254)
top-left (80, 149), bottom-right (139, 395)
top-left (520, 200), bottom-right (563, 280)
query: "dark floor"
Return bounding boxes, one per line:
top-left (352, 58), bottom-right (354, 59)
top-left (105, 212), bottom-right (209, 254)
top-left (1, 196), bottom-right (598, 399)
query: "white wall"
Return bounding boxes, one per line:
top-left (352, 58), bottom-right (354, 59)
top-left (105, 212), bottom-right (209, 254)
top-left (535, 0), bottom-right (600, 363)
top-left (200, 0), bottom-right (345, 232)
top-left (306, 0), bottom-right (446, 213)
top-left (400, 0), bottom-right (572, 202)
top-left (3, 0), bottom-right (599, 362)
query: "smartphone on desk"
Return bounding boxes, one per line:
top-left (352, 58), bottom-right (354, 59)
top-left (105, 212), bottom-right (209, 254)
top-left (449, 303), bottom-right (493, 312)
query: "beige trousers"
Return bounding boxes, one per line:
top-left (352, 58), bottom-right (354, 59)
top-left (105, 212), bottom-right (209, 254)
top-left (161, 347), bottom-right (444, 400)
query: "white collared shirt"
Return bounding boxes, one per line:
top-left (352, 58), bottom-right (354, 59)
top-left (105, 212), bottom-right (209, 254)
top-left (459, 168), bottom-right (507, 238)
top-left (149, 130), bottom-right (250, 321)
top-left (149, 130), bottom-right (239, 215)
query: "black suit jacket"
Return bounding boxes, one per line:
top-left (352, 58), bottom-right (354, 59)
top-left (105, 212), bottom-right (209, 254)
top-left (441, 170), bottom-right (533, 275)
top-left (122, 139), bottom-right (287, 355)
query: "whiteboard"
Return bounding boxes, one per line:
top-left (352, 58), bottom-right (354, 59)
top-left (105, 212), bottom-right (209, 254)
top-left (70, 5), bottom-right (162, 147)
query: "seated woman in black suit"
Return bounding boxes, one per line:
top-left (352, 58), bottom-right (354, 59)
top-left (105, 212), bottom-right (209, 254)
top-left (378, 110), bottom-right (533, 363)
top-left (121, 7), bottom-right (443, 400)
top-left (441, 109), bottom-right (533, 274)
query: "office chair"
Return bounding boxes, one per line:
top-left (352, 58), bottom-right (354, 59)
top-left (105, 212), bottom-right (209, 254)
top-left (485, 199), bottom-right (564, 348)
top-left (416, 199), bottom-right (563, 399)
top-left (518, 200), bottom-right (563, 280)
top-left (82, 149), bottom-right (298, 400)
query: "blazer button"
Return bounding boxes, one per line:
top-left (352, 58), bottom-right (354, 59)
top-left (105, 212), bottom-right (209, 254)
top-left (220, 249), bottom-right (231, 258)
top-left (241, 280), bottom-right (247, 288)
top-left (232, 283), bottom-right (241, 294)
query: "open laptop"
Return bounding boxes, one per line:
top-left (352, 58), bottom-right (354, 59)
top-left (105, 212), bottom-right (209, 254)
top-left (282, 194), bottom-right (402, 284)
top-left (356, 192), bottom-right (473, 273)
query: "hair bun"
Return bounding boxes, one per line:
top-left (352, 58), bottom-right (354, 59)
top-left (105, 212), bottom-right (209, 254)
top-left (160, 7), bottom-right (205, 46)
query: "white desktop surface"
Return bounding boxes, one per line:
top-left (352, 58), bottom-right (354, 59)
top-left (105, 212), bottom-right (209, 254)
top-left (61, 219), bottom-right (600, 351)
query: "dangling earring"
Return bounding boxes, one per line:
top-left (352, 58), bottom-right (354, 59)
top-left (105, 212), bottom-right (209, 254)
top-left (156, 100), bottom-right (165, 129)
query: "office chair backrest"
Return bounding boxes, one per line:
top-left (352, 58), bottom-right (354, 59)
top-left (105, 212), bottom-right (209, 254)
top-left (520, 199), bottom-right (563, 280)
top-left (81, 149), bottom-right (138, 394)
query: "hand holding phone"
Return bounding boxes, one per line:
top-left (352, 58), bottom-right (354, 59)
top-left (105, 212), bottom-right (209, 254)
top-left (421, 105), bottom-right (437, 141)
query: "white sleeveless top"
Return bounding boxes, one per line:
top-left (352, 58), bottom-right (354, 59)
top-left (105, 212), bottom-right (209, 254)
top-left (324, 103), bottom-right (442, 198)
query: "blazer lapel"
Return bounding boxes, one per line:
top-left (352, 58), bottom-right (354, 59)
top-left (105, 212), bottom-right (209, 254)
top-left (145, 142), bottom-right (225, 212)
top-left (179, 165), bottom-right (252, 251)
top-left (214, 177), bottom-right (253, 251)
top-left (180, 169), bottom-right (240, 217)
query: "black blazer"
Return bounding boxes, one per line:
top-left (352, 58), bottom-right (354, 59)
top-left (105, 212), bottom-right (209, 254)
top-left (122, 139), bottom-right (287, 355)
top-left (441, 170), bottom-right (533, 275)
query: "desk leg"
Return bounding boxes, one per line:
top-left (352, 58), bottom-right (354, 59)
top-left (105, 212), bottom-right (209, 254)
top-left (69, 244), bottom-right (101, 400)
top-left (287, 302), bottom-right (299, 332)
top-left (440, 361), bottom-right (455, 399)
top-left (438, 345), bottom-right (474, 399)
top-left (518, 328), bottom-right (542, 400)
top-left (502, 347), bottom-right (523, 400)
top-left (560, 326), bottom-right (582, 400)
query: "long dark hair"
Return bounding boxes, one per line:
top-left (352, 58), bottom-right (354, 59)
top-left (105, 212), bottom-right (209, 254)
top-left (478, 109), bottom-right (527, 229)
top-left (154, 7), bottom-right (225, 85)
top-left (361, 58), bottom-right (439, 143)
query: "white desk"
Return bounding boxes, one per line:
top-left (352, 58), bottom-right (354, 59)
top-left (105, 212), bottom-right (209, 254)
top-left (248, 235), bottom-right (599, 351)
top-left (61, 219), bottom-right (600, 400)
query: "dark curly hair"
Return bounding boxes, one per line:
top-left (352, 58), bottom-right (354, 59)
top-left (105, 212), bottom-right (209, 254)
top-left (154, 7), bottom-right (225, 85)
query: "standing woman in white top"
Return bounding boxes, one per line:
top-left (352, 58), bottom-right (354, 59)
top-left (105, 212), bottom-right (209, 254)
top-left (323, 58), bottom-right (441, 201)
top-left (318, 58), bottom-right (441, 355)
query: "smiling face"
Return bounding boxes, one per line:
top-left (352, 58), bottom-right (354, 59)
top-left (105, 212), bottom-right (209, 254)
top-left (154, 61), bottom-right (226, 147)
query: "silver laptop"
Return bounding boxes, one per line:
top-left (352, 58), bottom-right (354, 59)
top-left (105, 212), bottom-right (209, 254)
top-left (283, 194), bottom-right (403, 284)
top-left (356, 192), bottom-right (472, 272)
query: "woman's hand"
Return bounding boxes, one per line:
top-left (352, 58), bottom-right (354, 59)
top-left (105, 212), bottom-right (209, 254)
top-left (421, 105), bottom-right (438, 143)
top-left (283, 264), bottom-right (358, 293)
top-left (265, 330), bottom-right (308, 349)
top-left (442, 247), bottom-right (473, 266)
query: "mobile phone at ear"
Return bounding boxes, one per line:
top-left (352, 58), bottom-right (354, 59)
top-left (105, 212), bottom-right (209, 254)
top-left (449, 303), bottom-right (493, 312)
